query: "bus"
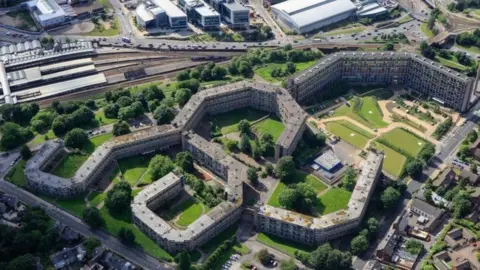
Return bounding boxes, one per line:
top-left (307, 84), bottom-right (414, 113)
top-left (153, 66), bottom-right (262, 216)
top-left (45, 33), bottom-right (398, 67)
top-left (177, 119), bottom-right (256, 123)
top-left (121, 36), bottom-right (131, 43)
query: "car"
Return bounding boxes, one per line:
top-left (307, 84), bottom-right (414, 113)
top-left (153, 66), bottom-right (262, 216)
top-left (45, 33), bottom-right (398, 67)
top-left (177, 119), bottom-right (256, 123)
top-left (10, 161), bottom-right (14, 166)
top-left (367, 32), bottom-right (371, 35)
top-left (355, 37), bottom-right (358, 40)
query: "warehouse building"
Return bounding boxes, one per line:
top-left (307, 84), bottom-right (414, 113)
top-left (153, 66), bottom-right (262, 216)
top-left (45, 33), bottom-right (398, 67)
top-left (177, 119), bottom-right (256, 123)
top-left (26, 0), bottom-right (67, 28)
top-left (206, 0), bottom-right (250, 28)
top-left (287, 52), bottom-right (475, 112)
top-left (271, 0), bottom-right (357, 34)
top-left (179, 0), bottom-right (221, 29)
top-left (135, 0), bottom-right (187, 28)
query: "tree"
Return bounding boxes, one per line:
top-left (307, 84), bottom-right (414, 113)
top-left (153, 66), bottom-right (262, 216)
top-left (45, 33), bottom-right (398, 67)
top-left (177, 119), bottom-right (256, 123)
top-left (176, 70), bottom-right (190, 81)
top-left (275, 156), bottom-right (296, 181)
top-left (457, 145), bottom-right (471, 161)
top-left (70, 106), bottom-right (94, 126)
top-left (308, 243), bottom-right (352, 270)
top-left (468, 130), bottom-right (478, 143)
top-left (247, 167), bottom-right (258, 185)
top-left (82, 207), bottom-right (104, 228)
top-left (381, 187), bottom-right (401, 209)
top-left (265, 163), bottom-right (274, 175)
top-left (175, 89), bottom-right (192, 107)
top-left (6, 253), bottom-right (36, 270)
top-left (383, 42), bottom-right (394, 51)
top-left (177, 79), bottom-right (200, 94)
top-left (342, 167), bottom-right (356, 191)
top-left (406, 159), bottom-right (423, 177)
top-left (148, 155), bottom-right (175, 181)
top-left (238, 119), bottom-right (250, 134)
top-left (350, 234), bottom-right (369, 255)
top-left (104, 104), bottom-right (119, 119)
top-left (64, 128), bottom-right (89, 149)
top-left (367, 218), bottom-right (379, 236)
top-left (0, 122), bottom-right (33, 150)
top-left (285, 62), bottom-right (296, 74)
top-left (256, 249), bottom-right (271, 266)
top-left (452, 191), bottom-right (472, 218)
top-left (52, 115), bottom-right (72, 136)
top-left (424, 188), bottom-right (434, 204)
top-left (154, 104), bottom-right (175, 125)
top-left (105, 182), bottom-right (132, 214)
top-left (280, 259), bottom-right (297, 270)
top-left (143, 85), bottom-right (165, 101)
top-left (471, 163), bottom-right (478, 174)
top-left (118, 228), bottom-right (135, 245)
top-left (176, 151), bottom-right (194, 173)
top-left (405, 239), bottom-right (423, 254)
top-left (113, 121), bottom-right (131, 136)
top-left (20, 145), bottom-right (32, 160)
top-left (420, 41), bottom-right (436, 59)
top-left (278, 188), bottom-right (298, 209)
top-left (211, 66), bottom-right (227, 80)
top-left (239, 133), bottom-right (251, 153)
top-left (84, 237), bottom-right (101, 256)
top-left (30, 111), bottom-right (56, 133)
top-left (175, 251), bottom-right (191, 270)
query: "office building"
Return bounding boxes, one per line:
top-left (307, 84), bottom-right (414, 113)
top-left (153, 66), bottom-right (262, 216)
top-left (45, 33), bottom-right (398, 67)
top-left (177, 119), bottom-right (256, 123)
top-left (135, 0), bottom-right (187, 28)
top-left (26, 0), bottom-right (67, 28)
top-left (288, 52), bottom-right (475, 112)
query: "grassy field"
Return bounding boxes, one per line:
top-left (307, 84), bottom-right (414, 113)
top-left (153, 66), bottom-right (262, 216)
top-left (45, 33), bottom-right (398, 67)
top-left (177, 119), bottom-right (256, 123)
top-left (455, 44), bottom-right (480, 54)
top-left (99, 207), bottom-right (173, 261)
top-left (5, 160), bottom-right (26, 187)
top-left (268, 171), bottom-right (327, 207)
top-left (254, 61), bottom-right (318, 82)
top-left (372, 142), bottom-right (407, 177)
top-left (212, 108), bottom-right (268, 134)
top-left (52, 133), bottom-right (112, 178)
top-left (330, 96), bottom-right (387, 129)
top-left (421, 23), bottom-right (435, 38)
top-left (95, 109), bottom-right (118, 125)
top-left (252, 116), bottom-right (285, 142)
top-left (55, 195), bottom-right (87, 217)
top-left (30, 129), bottom-right (57, 145)
top-left (86, 18), bottom-right (120, 36)
top-left (257, 233), bottom-right (314, 256)
top-left (98, 0), bottom-right (113, 8)
top-left (435, 56), bottom-right (467, 71)
top-left (379, 128), bottom-right (426, 157)
top-left (398, 15), bottom-right (413, 24)
top-left (316, 188), bottom-right (352, 215)
top-left (201, 224), bottom-right (239, 254)
top-left (117, 155), bottom-right (151, 186)
top-left (88, 191), bottom-right (107, 207)
top-left (326, 121), bottom-right (373, 148)
top-left (164, 197), bottom-right (205, 227)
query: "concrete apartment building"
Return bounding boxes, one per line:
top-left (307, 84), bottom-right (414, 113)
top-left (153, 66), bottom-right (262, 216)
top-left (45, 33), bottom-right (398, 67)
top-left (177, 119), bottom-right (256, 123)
top-left (254, 151), bottom-right (383, 245)
top-left (287, 51), bottom-right (475, 112)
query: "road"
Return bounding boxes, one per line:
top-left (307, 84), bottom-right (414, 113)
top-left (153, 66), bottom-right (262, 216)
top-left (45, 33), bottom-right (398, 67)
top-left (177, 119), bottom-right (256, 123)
top-left (0, 179), bottom-right (173, 270)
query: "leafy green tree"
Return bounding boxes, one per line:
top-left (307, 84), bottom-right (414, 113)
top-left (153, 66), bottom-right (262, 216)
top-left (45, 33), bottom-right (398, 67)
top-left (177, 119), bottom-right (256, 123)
top-left (118, 228), bottom-right (135, 245)
top-left (342, 167), bottom-right (356, 191)
top-left (113, 121), bottom-right (131, 136)
top-left (64, 128), bottom-right (89, 149)
top-left (6, 254), bottom-right (36, 270)
top-left (176, 151), bottom-right (194, 173)
top-left (176, 70), bottom-right (190, 81)
top-left (177, 79), bottom-right (200, 94)
top-left (143, 85), bottom-right (165, 101)
top-left (239, 133), bottom-right (251, 153)
top-left (104, 104), bottom-right (120, 119)
top-left (154, 104), bottom-right (175, 125)
top-left (256, 248), bottom-right (271, 266)
top-left (381, 187), bottom-right (401, 209)
top-left (175, 251), bottom-right (191, 270)
top-left (308, 243), bottom-right (352, 270)
top-left (280, 259), bottom-right (297, 270)
top-left (0, 122), bottom-right (33, 150)
top-left (84, 237), bottom-right (101, 256)
top-left (247, 167), bottom-right (258, 185)
top-left (82, 207), bottom-right (104, 228)
top-left (406, 159), bottom-right (423, 177)
top-left (275, 156), bottom-right (296, 181)
top-left (278, 188), bottom-right (298, 209)
top-left (20, 145), bottom-right (32, 160)
top-left (452, 191), bottom-right (472, 218)
top-left (367, 218), bottom-right (379, 236)
top-left (211, 66), bottom-right (227, 80)
top-left (30, 111), bottom-right (56, 133)
top-left (457, 145), bottom-right (471, 161)
top-left (148, 155), bottom-right (175, 181)
top-left (468, 130), bottom-right (478, 143)
top-left (175, 89), bottom-right (192, 107)
top-left (471, 163), bottom-right (478, 174)
top-left (285, 62), bottom-right (296, 74)
top-left (424, 188), bottom-right (434, 204)
top-left (265, 163), bottom-right (274, 175)
top-left (405, 239), bottom-right (423, 254)
top-left (238, 119), bottom-right (250, 134)
top-left (105, 182), bottom-right (132, 214)
top-left (350, 234), bottom-right (369, 255)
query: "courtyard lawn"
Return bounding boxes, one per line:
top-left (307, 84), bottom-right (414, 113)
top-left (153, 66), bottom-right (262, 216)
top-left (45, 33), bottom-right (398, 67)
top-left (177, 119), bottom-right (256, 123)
top-left (326, 121), bottom-right (373, 149)
top-left (100, 208), bottom-right (173, 261)
top-left (316, 188), bottom-right (352, 215)
top-left (117, 155), bottom-right (151, 186)
top-left (379, 128), bottom-right (427, 157)
top-left (201, 223), bottom-right (239, 254)
top-left (5, 160), bottom-right (26, 188)
top-left (95, 109), bottom-right (118, 126)
top-left (252, 116), bottom-right (285, 142)
top-left (268, 171), bottom-right (327, 207)
top-left (254, 61), bottom-right (318, 82)
top-left (88, 191), bottom-right (107, 207)
top-left (52, 133), bottom-right (113, 178)
top-left (358, 97), bottom-right (388, 127)
top-left (435, 56), bottom-right (467, 71)
top-left (257, 233), bottom-right (314, 257)
top-left (421, 23), bottom-right (435, 38)
top-left (212, 108), bottom-right (268, 134)
top-left (372, 142), bottom-right (407, 178)
top-left (164, 198), bottom-right (206, 227)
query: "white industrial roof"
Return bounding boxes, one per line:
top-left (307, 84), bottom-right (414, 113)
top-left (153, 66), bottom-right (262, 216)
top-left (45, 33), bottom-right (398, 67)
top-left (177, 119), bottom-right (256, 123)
top-left (272, 0), bottom-right (356, 28)
top-left (357, 2), bottom-right (387, 16)
top-left (195, 5), bottom-right (220, 17)
top-left (27, 0), bottom-right (66, 23)
top-left (136, 3), bottom-right (155, 22)
top-left (152, 0), bottom-right (186, 18)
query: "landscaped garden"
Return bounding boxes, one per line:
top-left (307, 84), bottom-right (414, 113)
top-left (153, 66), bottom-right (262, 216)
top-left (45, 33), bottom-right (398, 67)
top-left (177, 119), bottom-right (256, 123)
top-left (251, 117), bottom-right (285, 142)
top-left (315, 188), bottom-right (352, 215)
top-left (377, 128), bottom-right (427, 156)
top-left (330, 95), bottom-right (388, 129)
top-left (326, 121), bottom-right (374, 148)
top-left (162, 197), bottom-right (208, 227)
top-left (211, 108), bottom-right (268, 135)
top-left (370, 142), bottom-right (407, 177)
top-left (254, 60), bottom-right (318, 83)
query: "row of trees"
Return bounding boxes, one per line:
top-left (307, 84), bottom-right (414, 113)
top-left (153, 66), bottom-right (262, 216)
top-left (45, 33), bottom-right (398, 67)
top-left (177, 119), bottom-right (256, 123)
top-left (270, 62), bottom-right (297, 78)
top-left (350, 217), bottom-right (380, 254)
top-left (177, 62), bottom-right (227, 84)
top-left (198, 236), bottom-right (237, 270)
top-left (294, 243), bottom-right (352, 270)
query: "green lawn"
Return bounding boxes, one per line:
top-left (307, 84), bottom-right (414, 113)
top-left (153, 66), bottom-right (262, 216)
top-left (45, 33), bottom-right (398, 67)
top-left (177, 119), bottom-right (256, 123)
top-left (372, 142), bottom-right (407, 177)
top-left (330, 96), bottom-right (387, 129)
top-left (316, 188), bottom-right (352, 215)
top-left (163, 197), bottom-right (205, 227)
top-left (455, 44), bottom-right (480, 54)
top-left (117, 155), bottom-right (151, 186)
top-left (95, 109), bottom-right (118, 126)
top-left (257, 233), bottom-right (314, 257)
top-left (52, 133), bottom-right (112, 178)
top-left (379, 128), bottom-right (426, 156)
top-left (100, 207), bottom-right (173, 261)
top-left (5, 160), bottom-right (26, 187)
top-left (30, 129), bottom-right (57, 145)
top-left (212, 108), bottom-right (268, 134)
top-left (98, 0), bottom-right (113, 8)
top-left (421, 23), bottom-right (435, 38)
top-left (326, 121), bottom-right (373, 148)
top-left (201, 224), bottom-right (239, 254)
top-left (55, 195), bottom-right (87, 217)
top-left (88, 191), bottom-right (107, 207)
top-left (254, 61), bottom-right (318, 82)
top-left (268, 171), bottom-right (327, 208)
top-left (86, 18), bottom-right (120, 36)
top-left (398, 15), bottom-right (413, 24)
top-left (252, 116), bottom-right (285, 142)
top-left (435, 56), bottom-right (467, 71)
